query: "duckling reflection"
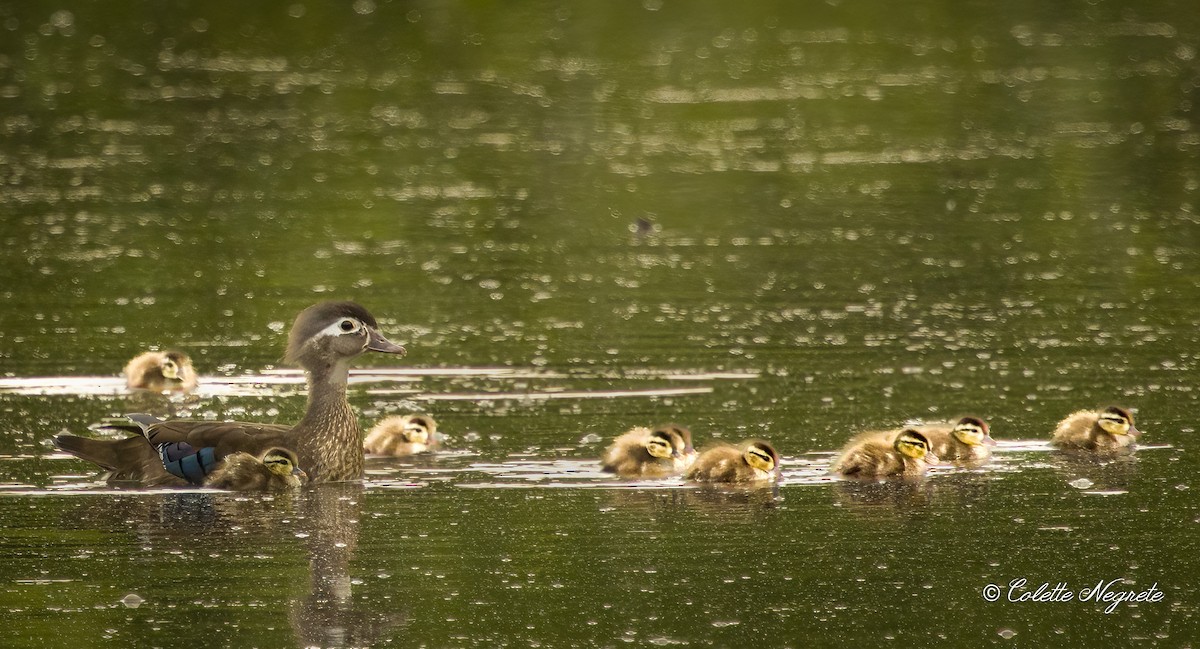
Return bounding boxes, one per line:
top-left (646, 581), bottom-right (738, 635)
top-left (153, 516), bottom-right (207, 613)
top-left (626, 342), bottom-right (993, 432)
top-left (685, 439), bottom-right (779, 483)
top-left (600, 424), bottom-right (696, 478)
top-left (832, 429), bottom-right (938, 478)
top-left (832, 478), bottom-right (934, 513)
top-left (124, 350), bottom-right (198, 393)
top-left (1049, 446), bottom-right (1140, 493)
top-left (1051, 406), bottom-right (1141, 453)
top-left (364, 414), bottom-right (439, 456)
top-left (598, 486), bottom-right (778, 521)
top-left (205, 448), bottom-right (307, 491)
top-left (916, 416), bottom-right (994, 463)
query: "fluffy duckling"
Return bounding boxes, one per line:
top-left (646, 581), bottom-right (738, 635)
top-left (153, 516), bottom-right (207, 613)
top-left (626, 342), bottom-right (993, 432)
top-left (917, 416), bottom-right (994, 462)
top-left (363, 414), bottom-right (439, 456)
top-left (205, 448), bottom-right (307, 491)
top-left (832, 429), bottom-right (938, 478)
top-left (601, 424), bottom-right (697, 478)
top-left (1051, 406), bottom-right (1141, 451)
top-left (684, 439), bottom-right (779, 483)
top-left (124, 350), bottom-right (198, 392)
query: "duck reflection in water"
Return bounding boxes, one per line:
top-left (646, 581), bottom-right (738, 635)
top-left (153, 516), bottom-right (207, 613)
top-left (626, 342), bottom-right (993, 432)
top-left (289, 483), bottom-right (405, 648)
top-left (65, 484), bottom-right (403, 647)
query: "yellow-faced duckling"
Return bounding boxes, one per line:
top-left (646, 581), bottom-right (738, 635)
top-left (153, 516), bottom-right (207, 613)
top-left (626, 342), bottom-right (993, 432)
top-left (205, 447), bottom-right (307, 491)
top-left (918, 416), bottom-right (994, 462)
top-left (1051, 406), bottom-right (1141, 452)
top-left (601, 424), bottom-right (697, 478)
top-left (832, 428), bottom-right (938, 478)
top-left (364, 414), bottom-right (439, 456)
top-left (124, 350), bottom-right (198, 393)
top-left (685, 439), bottom-right (779, 483)
top-left (54, 301), bottom-right (407, 486)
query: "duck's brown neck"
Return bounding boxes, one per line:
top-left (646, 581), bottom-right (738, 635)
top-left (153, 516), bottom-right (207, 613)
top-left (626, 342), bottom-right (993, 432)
top-left (294, 359), bottom-right (364, 482)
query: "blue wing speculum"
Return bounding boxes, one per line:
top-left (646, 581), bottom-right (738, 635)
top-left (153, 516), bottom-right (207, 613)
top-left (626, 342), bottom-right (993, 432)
top-left (156, 442), bottom-right (219, 484)
top-left (102, 413), bottom-right (220, 485)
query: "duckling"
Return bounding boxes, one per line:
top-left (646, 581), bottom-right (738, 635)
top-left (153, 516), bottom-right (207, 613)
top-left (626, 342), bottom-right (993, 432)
top-left (364, 414), bottom-right (439, 456)
top-left (54, 301), bottom-right (407, 485)
top-left (600, 424), bottom-right (697, 478)
top-left (684, 439), bottom-right (779, 483)
top-left (205, 447), bottom-right (308, 491)
top-left (832, 428), bottom-right (938, 478)
top-left (917, 416), bottom-right (994, 462)
top-left (124, 350), bottom-right (198, 392)
top-left (1051, 406), bottom-right (1141, 451)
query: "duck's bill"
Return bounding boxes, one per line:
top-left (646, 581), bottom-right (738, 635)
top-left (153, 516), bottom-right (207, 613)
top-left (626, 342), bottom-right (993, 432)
top-left (925, 452), bottom-right (940, 465)
top-left (366, 329), bottom-right (407, 355)
top-left (983, 436), bottom-right (997, 446)
top-left (1127, 426), bottom-right (1142, 437)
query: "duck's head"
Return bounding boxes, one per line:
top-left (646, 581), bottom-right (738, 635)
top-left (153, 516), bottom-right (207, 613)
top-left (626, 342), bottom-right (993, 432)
top-left (402, 415), bottom-right (436, 445)
top-left (895, 429), bottom-right (938, 465)
top-left (649, 424), bottom-right (694, 458)
top-left (645, 428), bottom-right (680, 460)
top-left (261, 448), bottom-right (307, 481)
top-left (951, 416), bottom-right (994, 447)
top-left (1097, 406), bottom-right (1140, 437)
top-left (159, 351), bottom-right (194, 383)
top-left (742, 440), bottom-right (780, 474)
top-left (285, 301), bottom-right (406, 369)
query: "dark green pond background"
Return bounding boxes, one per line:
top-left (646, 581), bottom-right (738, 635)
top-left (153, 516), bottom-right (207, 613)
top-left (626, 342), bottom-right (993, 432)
top-left (1, 0), bottom-right (1198, 646)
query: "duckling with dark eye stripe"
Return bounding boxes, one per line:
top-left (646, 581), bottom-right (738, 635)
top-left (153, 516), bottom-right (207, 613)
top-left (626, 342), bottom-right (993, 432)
top-left (601, 424), bottom-right (697, 478)
top-left (1051, 406), bottom-right (1141, 452)
top-left (364, 414), bottom-right (439, 456)
top-left (832, 429), bottom-right (938, 478)
top-left (685, 439), bottom-right (779, 483)
top-left (205, 447), bottom-right (307, 491)
top-left (916, 416), bottom-right (994, 463)
top-left (124, 350), bottom-right (198, 393)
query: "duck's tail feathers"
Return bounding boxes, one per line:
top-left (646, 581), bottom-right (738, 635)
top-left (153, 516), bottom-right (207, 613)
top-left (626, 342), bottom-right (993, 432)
top-left (53, 434), bottom-right (121, 470)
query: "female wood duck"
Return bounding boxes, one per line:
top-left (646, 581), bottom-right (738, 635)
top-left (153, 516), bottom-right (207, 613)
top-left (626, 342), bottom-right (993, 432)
top-left (917, 416), bottom-right (994, 462)
top-left (363, 414), bottom-right (438, 456)
top-left (124, 350), bottom-right (198, 392)
top-left (832, 428), bottom-right (938, 478)
top-left (53, 301), bottom-right (406, 486)
top-left (205, 447), bottom-right (307, 491)
top-left (1051, 406), bottom-right (1141, 451)
top-left (684, 439), bottom-right (779, 483)
top-left (600, 424), bottom-right (697, 478)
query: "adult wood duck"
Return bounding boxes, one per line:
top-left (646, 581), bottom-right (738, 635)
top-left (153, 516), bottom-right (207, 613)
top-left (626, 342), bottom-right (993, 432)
top-left (684, 439), bottom-right (779, 483)
top-left (124, 350), bottom-right (199, 392)
top-left (600, 424), bottom-right (697, 478)
top-left (1051, 406), bottom-right (1141, 452)
top-left (53, 301), bottom-right (406, 486)
top-left (205, 447), bottom-right (307, 491)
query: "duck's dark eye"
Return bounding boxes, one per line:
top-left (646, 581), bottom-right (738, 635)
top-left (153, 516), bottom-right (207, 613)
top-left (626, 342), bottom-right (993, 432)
top-left (339, 319), bottom-right (356, 332)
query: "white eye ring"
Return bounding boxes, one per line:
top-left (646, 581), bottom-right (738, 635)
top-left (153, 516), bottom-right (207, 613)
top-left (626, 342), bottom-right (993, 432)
top-left (314, 318), bottom-right (364, 339)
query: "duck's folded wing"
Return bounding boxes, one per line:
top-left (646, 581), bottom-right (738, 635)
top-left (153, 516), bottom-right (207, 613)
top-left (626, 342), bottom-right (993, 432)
top-left (141, 420), bottom-right (291, 484)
